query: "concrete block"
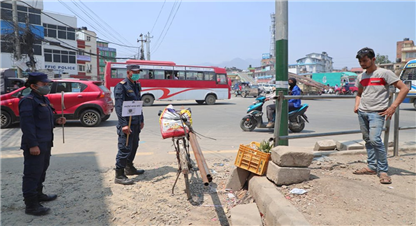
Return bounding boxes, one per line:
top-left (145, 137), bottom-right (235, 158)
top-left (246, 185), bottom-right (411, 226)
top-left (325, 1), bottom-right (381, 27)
top-left (230, 203), bottom-right (262, 226)
top-left (249, 176), bottom-right (310, 226)
top-left (314, 139), bottom-right (337, 151)
top-left (336, 140), bottom-right (365, 151)
top-left (270, 146), bottom-right (314, 167)
top-left (266, 161), bottom-right (310, 185)
top-left (225, 167), bottom-right (251, 191)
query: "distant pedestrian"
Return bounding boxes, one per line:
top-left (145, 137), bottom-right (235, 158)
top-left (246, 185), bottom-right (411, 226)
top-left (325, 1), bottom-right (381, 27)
top-left (19, 72), bottom-right (66, 216)
top-left (353, 47), bottom-right (409, 184)
top-left (114, 64), bottom-right (145, 185)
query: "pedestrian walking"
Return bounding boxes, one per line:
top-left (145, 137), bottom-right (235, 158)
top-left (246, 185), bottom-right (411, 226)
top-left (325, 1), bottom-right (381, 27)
top-left (19, 72), bottom-right (66, 216)
top-left (353, 47), bottom-right (409, 184)
top-left (114, 65), bottom-right (145, 185)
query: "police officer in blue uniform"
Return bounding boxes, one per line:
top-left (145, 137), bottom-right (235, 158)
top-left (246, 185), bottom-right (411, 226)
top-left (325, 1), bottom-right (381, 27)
top-left (19, 72), bottom-right (66, 216)
top-left (114, 65), bottom-right (145, 185)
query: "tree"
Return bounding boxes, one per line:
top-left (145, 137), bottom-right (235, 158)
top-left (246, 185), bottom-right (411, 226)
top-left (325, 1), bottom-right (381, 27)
top-left (375, 54), bottom-right (391, 64)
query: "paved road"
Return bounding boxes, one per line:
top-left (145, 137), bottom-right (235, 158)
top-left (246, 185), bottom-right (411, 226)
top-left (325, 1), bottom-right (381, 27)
top-left (1, 96), bottom-right (415, 170)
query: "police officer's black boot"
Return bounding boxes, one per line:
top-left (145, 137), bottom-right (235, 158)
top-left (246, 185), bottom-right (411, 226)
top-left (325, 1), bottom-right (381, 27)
top-left (125, 162), bottom-right (145, 175)
top-left (115, 168), bottom-right (134, 185)
top-left (24, 196), bottom-right (50, 216)
top-left (37, 186), bottom-right (57, 202)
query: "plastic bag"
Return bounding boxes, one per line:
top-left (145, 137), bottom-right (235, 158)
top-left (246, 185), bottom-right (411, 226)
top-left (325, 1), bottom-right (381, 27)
top-left (159, 105), bottom-right (190, 139)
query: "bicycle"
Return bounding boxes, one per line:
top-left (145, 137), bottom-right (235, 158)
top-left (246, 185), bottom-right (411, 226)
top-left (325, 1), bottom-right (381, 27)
top-left (159, 105), bottom-right (212, 200)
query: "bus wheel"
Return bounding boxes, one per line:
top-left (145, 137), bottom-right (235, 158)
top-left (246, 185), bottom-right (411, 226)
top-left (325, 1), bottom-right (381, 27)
top-left (196, 100), bottom-right (205, 105)
top-left (205, 95), bottom-right (216, 105)
top-left (142, 95), bottom-right (154, 106)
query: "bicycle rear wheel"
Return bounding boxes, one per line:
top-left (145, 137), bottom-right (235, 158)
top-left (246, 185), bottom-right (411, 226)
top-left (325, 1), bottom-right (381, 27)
top-left (178, 138), bottom-right (191, 200)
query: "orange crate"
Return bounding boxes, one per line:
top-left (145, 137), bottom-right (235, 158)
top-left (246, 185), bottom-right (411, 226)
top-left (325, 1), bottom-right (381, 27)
top-left (234, 144), bottom-right (271, 175)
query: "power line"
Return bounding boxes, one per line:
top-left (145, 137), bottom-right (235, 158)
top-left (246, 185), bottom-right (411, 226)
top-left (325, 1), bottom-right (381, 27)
top-left (76, 0), bottom-right (134, 48)
top-left (152, 0), bottom-right (182, 54)
top-left (150, 0), bottom-right (167, 34)
top-left (152, 0), bottom-right (179, 49)
top-left (57, 0), bottom-right (135, 55)
top-left (69, 0), bottom-right (136, 55)
top-left (17, 1), bottom-right (139, 49)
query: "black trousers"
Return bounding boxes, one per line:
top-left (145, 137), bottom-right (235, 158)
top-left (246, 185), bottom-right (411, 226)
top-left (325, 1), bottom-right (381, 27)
top-left (116, 124), bottom-right (140, 169)
top-left (22, 142), bottom-right (52, 198)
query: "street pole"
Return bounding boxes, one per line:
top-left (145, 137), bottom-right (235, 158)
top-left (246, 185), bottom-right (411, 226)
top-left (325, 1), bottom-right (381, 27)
top-left (274, 0), bottom-right (288, 146)
top-left (137, 34), bottom-right (145, 60)
top-left (12, 0), bottom-right (22, 78)
top-left (145, 32), bottom-right (153, 60)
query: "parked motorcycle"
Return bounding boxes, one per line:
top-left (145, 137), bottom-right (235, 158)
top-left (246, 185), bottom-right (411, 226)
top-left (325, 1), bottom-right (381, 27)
top-left (240, 96), bottom-right (309, 133)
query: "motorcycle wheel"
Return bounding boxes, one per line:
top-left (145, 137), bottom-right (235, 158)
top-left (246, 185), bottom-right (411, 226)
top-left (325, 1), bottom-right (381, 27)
top-left (289, 120), bottom-right (305, 133)
top-left (240, 118), bottom-right (257, 131)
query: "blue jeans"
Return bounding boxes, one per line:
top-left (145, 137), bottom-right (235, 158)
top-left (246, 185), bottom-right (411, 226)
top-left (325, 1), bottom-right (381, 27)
top-left (357, 111), bottom-right (388, 173)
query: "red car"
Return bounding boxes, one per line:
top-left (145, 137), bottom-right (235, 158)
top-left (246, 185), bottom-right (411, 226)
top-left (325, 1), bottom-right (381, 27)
top-left (1, 79), bottom-right (114, 128)
top-left (335, 83), bottom-right (358, 95)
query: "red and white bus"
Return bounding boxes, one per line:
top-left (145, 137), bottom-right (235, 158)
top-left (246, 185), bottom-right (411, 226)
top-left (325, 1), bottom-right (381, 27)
top-left (104, 60), bottom-right (231, 106)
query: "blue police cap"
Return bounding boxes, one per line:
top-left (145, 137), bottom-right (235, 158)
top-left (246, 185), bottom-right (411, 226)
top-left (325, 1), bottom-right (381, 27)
top-left (126, 65), bottom-right (142, 71)
top-left (28, 72), bottom-right (52, 83)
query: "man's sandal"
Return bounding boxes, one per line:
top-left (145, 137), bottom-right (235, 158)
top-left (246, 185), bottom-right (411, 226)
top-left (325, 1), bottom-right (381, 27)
top-left (379, 173), bottom-right (392, 184)
top-left (353, 167), bottom-right (377, 175)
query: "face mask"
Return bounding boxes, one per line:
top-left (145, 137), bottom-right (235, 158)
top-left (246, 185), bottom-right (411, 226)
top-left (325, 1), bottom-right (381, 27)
top-left (36, 85), bottom-right (51, 95)
top-left (131, 73), bottom-right (140, 81)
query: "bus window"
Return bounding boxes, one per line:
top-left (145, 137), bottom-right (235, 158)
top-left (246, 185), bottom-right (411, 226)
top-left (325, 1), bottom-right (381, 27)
top-left (196, 72), bottom-right (204, 80)
top-left (176, 71), bottom-right (185, 80)
top-left (402, 67), bottom-right (416, 80)
top-left (154, 70), bottom-right (165, 79)
top-left (186, 71), bottom-right (196, 80)
top-left (111, 68), bottom-right (126, 78)
top-left (217, 74), bottom-right (227, 84)
top-left (204, 72), bottom-right (215, 81)
top-left (165, 70), bottom-right (174, 79)
top-left (140, 69), bottom-right (152, 79)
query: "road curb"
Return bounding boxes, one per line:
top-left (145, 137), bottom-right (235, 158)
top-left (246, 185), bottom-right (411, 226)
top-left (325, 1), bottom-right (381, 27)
top-left (248, 176), bottom-right (310, 226)
top-left (245, 144), bottom-right (416, 226)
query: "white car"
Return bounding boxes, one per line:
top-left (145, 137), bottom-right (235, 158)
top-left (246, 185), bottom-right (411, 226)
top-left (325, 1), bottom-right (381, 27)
top-left (262, 84), bottom-right (274, 93)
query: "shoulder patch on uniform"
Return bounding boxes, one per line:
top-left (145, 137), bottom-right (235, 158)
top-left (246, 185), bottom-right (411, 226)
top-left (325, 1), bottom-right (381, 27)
top-left (127, 90), bottom-right (134, 93)
top-left (120, 81), bottom-right (126, 84)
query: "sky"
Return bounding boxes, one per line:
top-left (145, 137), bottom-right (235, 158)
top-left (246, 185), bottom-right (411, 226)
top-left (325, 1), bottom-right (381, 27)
top-left (42, 0), bottom-right (416, 69)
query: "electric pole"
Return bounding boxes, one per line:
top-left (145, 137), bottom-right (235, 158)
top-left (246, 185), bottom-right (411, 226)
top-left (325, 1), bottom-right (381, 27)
top-left (137, 34), bottom-right (145, 60)
top-left (12, 0), bottom-right (22, 77)
top-left (274, 0), bottom-right (289, 146)
top-left (144, 32), bottom-right (153, 60)
top-left (25, 15), bottom-right (36, 72)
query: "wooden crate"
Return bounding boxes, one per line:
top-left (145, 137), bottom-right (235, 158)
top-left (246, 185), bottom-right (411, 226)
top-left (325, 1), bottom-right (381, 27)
top-left (234, 144), bottom-right (271, 175)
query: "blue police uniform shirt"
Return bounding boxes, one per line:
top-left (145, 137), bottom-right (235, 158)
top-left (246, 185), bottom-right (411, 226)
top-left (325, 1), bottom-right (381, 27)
top-left (19, 91), bottom-right (55, 149)
top-left (288, 85), bottom-right (302, 108)
top-left (114, 78), bottom-right (144, 127)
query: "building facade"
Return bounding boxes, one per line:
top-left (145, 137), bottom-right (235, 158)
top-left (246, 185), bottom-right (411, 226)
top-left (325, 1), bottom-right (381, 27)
top-left (42, 11), bottom-right (77, 78)
top-left (289, 52), bottom-right (334, 74)
top-left (76, 27), bottom-right (98, 80)
top-left (395, 38), bottom-right (416, 75)
top-left (0, 0), bottom-right (44, 74)
top-left (97, 41), bottom-right (116, 80)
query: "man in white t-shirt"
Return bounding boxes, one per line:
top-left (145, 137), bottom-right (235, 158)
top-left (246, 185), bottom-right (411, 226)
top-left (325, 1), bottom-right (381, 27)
top-left (353, 47), bottom-right (409, 184)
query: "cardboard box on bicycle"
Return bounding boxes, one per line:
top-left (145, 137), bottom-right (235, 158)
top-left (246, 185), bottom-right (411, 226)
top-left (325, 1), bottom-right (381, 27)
top-left (234, 144), bottom-right (271, 176)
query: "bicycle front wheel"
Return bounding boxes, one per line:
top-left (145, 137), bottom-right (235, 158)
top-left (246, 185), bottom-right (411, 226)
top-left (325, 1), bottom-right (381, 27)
top-left (178, 138), bottom-right (191, 200)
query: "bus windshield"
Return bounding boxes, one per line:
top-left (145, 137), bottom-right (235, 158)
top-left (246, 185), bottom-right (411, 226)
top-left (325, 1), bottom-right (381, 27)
top-left (399, 59), bottom-right (416, 109)
top-left (104, 60), bottom-right (231, 106)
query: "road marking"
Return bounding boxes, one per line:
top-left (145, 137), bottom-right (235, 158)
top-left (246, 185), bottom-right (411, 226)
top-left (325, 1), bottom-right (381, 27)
top-left (168, 150), bottom-right (238, 155)
top-left (137, 152), bottom-right (154, 156)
